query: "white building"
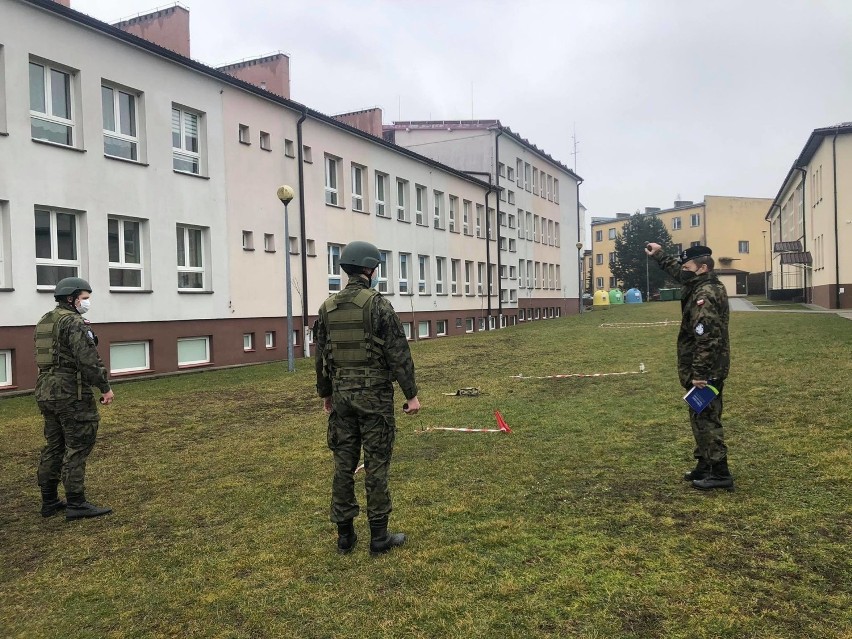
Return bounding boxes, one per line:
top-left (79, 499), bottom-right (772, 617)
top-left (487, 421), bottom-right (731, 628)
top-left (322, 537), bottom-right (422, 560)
top-left (0, 0), bottom-right (584, 393)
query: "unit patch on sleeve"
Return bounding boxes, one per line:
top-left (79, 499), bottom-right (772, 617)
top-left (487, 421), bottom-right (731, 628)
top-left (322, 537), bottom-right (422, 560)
top-left (696, 299), bottom-right (705, 307)
top-left (694, 323), bottom-right (705, 336)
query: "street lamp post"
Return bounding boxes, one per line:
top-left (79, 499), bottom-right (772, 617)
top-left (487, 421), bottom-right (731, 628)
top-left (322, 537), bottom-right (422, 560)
top-left (645, 253), bottom-right (650, 303)
top-left (277, 185), bottom-right (296, 373)
top-left (575, 242), bottom-right (583, 314)
top-left (762, 229), bottom-right (770, 300)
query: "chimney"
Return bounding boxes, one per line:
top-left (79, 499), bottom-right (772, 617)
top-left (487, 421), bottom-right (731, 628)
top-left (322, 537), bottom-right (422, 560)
top-left (114, 5), bottom-right (190, 58)
top-left (332, 108), bottom-right (384, 138)
top-left (218, 53), bottom-right (290, 99)
top-left (616, 213), bottom-right (630, 219)
top-left (644, 207), bottom-right (661, 214)
top-left (674, 200), bottom-right (693, 208)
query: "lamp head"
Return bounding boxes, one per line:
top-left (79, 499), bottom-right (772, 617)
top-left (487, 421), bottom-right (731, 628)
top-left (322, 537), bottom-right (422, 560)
top-left (575, 242), bottom-right (583, 250)
top-left (277, 185), bottom-right (295, 205)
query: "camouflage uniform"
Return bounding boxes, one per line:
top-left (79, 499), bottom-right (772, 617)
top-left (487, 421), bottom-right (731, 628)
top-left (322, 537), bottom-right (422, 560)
top-left (653, 253), bottom-right (730, 465)
top-left (34, 301), bottom-right (111, 497)
top-left (315, 278), bottom-right (418, 528)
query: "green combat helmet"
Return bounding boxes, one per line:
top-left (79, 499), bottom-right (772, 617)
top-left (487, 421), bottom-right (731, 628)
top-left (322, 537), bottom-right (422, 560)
top-left (339, 241), bottom-right (381, 269)
top-left (54, 277), bottom-right (92, 297)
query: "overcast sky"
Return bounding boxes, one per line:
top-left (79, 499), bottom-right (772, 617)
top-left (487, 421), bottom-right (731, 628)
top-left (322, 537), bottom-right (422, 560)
top-left (74, 0), bottom-right (852, 222)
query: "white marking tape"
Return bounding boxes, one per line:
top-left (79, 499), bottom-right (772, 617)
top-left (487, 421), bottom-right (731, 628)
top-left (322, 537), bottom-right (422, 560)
top-left (599, 320), bottom-right (678, 328)
top-left (512, 364), bottom-right (646, 379)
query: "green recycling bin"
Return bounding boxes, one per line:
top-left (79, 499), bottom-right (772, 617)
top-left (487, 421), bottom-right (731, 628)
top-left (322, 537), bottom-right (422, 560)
top-left (660, 289), bottom-right (674, 301)
top-left (672, 288), bottom-right (682, 300)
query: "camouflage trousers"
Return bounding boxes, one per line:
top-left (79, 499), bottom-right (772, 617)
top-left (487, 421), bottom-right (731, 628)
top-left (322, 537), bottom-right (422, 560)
top-left (688, 391), bottom-right (728, 464)
top-left (37, 398), bottom-right (100, 496)
top-left (327, 384), bottom-right (396, 526)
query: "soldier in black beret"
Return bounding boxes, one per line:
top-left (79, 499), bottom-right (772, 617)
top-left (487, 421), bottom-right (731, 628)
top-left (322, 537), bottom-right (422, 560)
top-left (645, 242), bottom-right (735, 491)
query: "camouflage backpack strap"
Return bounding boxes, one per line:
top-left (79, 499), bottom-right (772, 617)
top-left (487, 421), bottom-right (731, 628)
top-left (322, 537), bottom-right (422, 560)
top-left (34, 308), bottom-right (77, 371)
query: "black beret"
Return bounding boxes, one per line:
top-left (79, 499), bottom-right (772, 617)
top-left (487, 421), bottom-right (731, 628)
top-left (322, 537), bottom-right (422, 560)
top-left (678, 245), bottom-right (712, 265)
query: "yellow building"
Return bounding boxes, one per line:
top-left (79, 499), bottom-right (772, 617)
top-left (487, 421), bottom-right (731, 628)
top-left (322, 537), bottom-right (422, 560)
top-left (590, 196), bottom-right (773, 298)
top-left (767, 123), bottom-right (852, 309)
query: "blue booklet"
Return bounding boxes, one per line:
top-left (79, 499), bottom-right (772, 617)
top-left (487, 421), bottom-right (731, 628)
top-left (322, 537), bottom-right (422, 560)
top-left (683, 384), bottom-right (719, 413)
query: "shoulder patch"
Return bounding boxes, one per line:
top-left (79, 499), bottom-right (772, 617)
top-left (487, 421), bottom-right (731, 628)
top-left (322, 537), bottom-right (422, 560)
top-left (694, 323), bottom-right (705, 336)
top-left (696, 299), bottom-right (705, 306)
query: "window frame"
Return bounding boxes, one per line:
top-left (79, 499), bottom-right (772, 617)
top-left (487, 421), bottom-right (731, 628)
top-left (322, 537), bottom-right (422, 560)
top-left (399, 253), bottom-right (410, 294)
top-left (109, 341), bottom-right (150, 374)
top-left (415, 185), bottom-right (426, 225)
top-left (34, 208), bottom-right (80, 289)
top-left (176, 224), bottom-right (206, 290)
top-left (107, 216), bottom-right (144, 290)
top-left (172, 106), bottom-right (201, 175)
top-left (327, 243), bottom-right (342, 292)
top-left (324, 155), bottom-right (340, 206)
top-left (101, 83), bottom-right (140, 161)
top-left (396, 178), bottom-right (408, 221)
top-left (377, 250), bottom-right (391, 294)
top-left (177, 336), bottom-right (210, 367)
top-left (29, 60), bottom-right (75, 147)
top-left (351, 163), bottom-right (365, 212)
top-left (375, 172), bottom-right (388, 217)
top-left (0, 350), bottom-right (12, 387)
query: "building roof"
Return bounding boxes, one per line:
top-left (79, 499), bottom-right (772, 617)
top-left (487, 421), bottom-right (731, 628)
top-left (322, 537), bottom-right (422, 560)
top-left (766, 122), bottom-right (852, 219)
top-left (384, 120), bottom-right (582, 182)
top-left (21, 0), bottom-right (492, 190)
top-left (774, 241), bottom-right (804, 252)
top-left (780, 252), bottom-right (813, 266)
top-left (589, 201), bottom-right (705, 227)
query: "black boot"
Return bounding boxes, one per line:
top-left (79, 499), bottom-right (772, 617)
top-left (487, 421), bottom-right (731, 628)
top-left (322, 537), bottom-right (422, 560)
top-left (40, 487), bottom-right (66, 518)
top-left (682, 458), bottom-right (711, 481)
top-left (692, 459), bottom-right (735, 491)
top-left (369, 523), bottom-right (405, 556)
top-left (66, 493), bottom-right (112, 521)
top-left (336, 521), bottom-right (357, 554)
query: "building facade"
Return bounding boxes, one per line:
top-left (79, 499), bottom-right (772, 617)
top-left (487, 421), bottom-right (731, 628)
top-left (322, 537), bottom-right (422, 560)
top-left (0, 0), bottom-right (583, 392)
top-left (767, 123), bottom-right (852, 309)
top-left (589, 196), bottom-right (772, 298)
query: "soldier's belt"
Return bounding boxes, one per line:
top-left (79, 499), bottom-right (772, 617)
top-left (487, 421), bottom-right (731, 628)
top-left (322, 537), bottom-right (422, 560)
top-left (333, 367), bottom-right (393, 382)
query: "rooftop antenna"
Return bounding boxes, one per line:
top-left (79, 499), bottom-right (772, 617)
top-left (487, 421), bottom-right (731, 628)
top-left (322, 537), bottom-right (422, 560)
top-left (571, 122), bottom-right (579, 172)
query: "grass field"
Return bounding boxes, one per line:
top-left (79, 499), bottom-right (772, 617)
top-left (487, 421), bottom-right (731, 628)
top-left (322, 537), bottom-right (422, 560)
top-left (1, 302), bottom-right (850, 639)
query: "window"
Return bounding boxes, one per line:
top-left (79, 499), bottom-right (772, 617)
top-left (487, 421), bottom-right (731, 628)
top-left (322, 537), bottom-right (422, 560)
top-left (327, 244), bottom-right (342, 291)
top-left (243, 333), bottom-right (254, 351)
top-left (738, 241), bottom-right (750, 254)
top-left (596, 253), bottom-right (604, 265)
top-left (464, 261), bottom-right (473, 295)
top-left (498, 162), bottom-right (506, 178)
top-left (0, 45), bottom-right (6, 133)
top-left (526, 212), bottom-right (533, 240)
top-left (399, 253), bottom-right (410, 293)
top-left (284, 139), bottom-right (295, 157)
top-left (176, 225), bottom-right (205, 290)
top-left (172, 106), bottom-right (201, 174)
top-left (433, 190), bottom-right (444, 229)
top-left (477, 262), bottom-right (485, 295)
top-left (306, 239), bottom-right (316, 256)
top-left (609, 252), bottom-right (616, 264)
top-left (396, 179), bottom-right (408, 221)
top-left (554, 223), bottom-right (560, 247)
top-left (435, 257), bottom-right (446, 294)
top-left (451, 259), bottom-right (460, 294)
top-left (532, 168), bottom-right (539, 195)
top-left (488, 209), bottom-right (495, 240)
top-left (108, 217), bottom-right (143, 289)
top-left (555, 265), bottom-right (560, 288)
top-left (526, 262), bottom-right (533, 288)
top-left (418, 255), bottom-right (429, 293)
top-left (518, 260), bottom-right (525, 288)
top-left (242, 230), bottom-right (254, 251)
top-left (375, 172), bottom-right (388, 217)
top-left (265, 332), bottom-right (276, 348)
top-left (691, 213), bottom-right (701, 227)
top-left (509, 265), bottom-right (517, 280)
top-left (288, 236), bottom-right (298, 254)
top-left (508, 213), bottom-right (516, 228)
top-left (517, 209), bottom-right (525, 238)
top-left (608, 228), bottom-right (616, 240)
top-left (415, 185), bottom-right (427, 225)
top-left (509, 238), bottom-right (517, 252)
top-left (534, 263), bottom-right (540, 288)
top-left (0, 201), bottom-right (9, 288)
top-left (101, 84), bottom-right (139, 160)
top-left (463, 200), bottom-right (472, 235)
top-left (351, 164), bottom-right (365, 211)
top-left (553, 178), bottom-right (559, 203)
top-left (479, 318), bottom-right (486, 331)
top-left (672, 217), bottom-right (681, 230)
top-left (303, 145), bottom-right (313, 163)
top-left (500, 265), bottom-right (507, 279)
top-left (260, 131), bottom-right (271, 151)
top-left (29, 60), bottom-right (75, 146)
top-left (508, 190), bottom-right (515, 205)
top-left (533, 215), bottom-right (539, 242)
top-left (418, 321), bottom-right (430, 338)
top-left (0, 350), bottom-right (12, 387)
top-left (109, 341), bottom-right (150, 374)
top-left (264, 234), bottom-right (275, 252)
top-left (324, 155), bottom-right (340, 205)
top-left (609, 277), bottom-right (616, 288)
top-left (177, 337), bottom-right (210, 366)
top-left (465, 318), bottom-right (474, 333)
top-left (507, 166), bottom-right (515, 181)
top-left (377, 250), bottom-right (390, 293)
top-left (35, 209), bottom-right (79, 287)
top-left (519, 309), bottom-right (525, 321)
top-left (691, 241), bottom-right (701, 248)
top-left (238, 123), bottom-right (250, 144)
top-left (436, 320), bottom-right (447, 336)
top-left (516, 159), bottom-right (523, 186)
top-left (546, 175), bottom-right (553, 201)
top-left (475, 205), bottom-right (483, 238)
top-left (524, 163), bottom-right (532, 191)
top-left (402, 322), bottom-right (412, 340)
top-left (448, 196), bottom-right (458, 232)
top-left (500, 237), bottom-right (507, 251)
top-left (673, 243), bottom-right (683, 254)
top-left (595, 229), bottom-right (603, 242)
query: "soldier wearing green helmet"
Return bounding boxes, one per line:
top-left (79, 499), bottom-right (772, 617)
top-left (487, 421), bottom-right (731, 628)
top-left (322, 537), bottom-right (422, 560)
top-left (314, 241), bottom-right (420, 555)
top-left (33, 277), bottom-right (113, 520)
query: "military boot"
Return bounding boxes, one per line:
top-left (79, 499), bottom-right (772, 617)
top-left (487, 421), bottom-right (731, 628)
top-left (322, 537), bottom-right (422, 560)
top-left (337, 521), bottom-right (357, 554)
top-left (369, 524), bottom-right (406, 556)
top-left (682, 458), bottom-right (711, 482)
top-left (40, 487), bottom-right (66, 518)
top-left (692, 459), bottom-right (735, 492)
top-left (66, 494), bottom-right (112, 521)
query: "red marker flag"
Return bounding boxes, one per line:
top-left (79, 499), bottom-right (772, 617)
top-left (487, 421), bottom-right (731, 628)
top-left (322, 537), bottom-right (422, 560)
top-left (494, 410), bottom-right (512, 433)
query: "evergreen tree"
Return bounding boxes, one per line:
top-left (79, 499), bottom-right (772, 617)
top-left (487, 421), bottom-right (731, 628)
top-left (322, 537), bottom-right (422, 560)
top-left (611, 213), bottom-right (678, 296)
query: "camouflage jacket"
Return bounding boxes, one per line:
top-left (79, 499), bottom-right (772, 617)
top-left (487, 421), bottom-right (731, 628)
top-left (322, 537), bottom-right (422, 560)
top-left (314, 278), bottom-right (418, 400)
top-left (653, 253), bottom-right (730, 388)
top-left (34, 302), bottom-right (111, 402)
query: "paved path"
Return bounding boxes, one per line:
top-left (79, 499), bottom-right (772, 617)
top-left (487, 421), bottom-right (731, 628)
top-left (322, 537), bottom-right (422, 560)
top-left (729, 298), bottom-right (759, 311)
top-left (729, 297), bottom-right (852, 320)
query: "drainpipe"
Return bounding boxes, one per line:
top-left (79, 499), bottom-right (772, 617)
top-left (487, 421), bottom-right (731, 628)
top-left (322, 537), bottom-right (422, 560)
top-left (493, 126), bottom-right (504, 328)
top-left (832, 128), bottom-right (841, 309)
top-left (795, 167), bottom-right (808, 302)
top-left (576, 176), bottom-right (584, 311)
top-left (297, 106), bottom-right (309, 355)
top-left (463, 170), bottom-right (497, 328)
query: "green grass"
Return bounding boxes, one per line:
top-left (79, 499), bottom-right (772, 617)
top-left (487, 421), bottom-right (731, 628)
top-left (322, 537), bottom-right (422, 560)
top-left (1, 302), bottom-right (850, 638)
top-left (744, 295), bottom-right (813, 310)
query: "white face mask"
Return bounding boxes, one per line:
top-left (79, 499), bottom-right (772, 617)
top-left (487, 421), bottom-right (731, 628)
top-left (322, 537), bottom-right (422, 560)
top-left (77, 299), bottom-right (91, 314)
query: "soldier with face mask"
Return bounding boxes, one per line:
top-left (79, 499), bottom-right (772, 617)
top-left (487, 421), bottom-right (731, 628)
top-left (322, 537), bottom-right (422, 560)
top-left (314, 241), bottom-right (420, 555)
top-left (34, 277), bottom-right (113, 520)
top-left (645, 243), bottom-right (734, 491)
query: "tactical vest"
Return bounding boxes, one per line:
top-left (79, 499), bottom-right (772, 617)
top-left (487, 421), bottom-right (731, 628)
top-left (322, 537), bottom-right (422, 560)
top-left (34, 307), bottom-right (83, 398)
top-left (321, 287), bottom-right (392, 385)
